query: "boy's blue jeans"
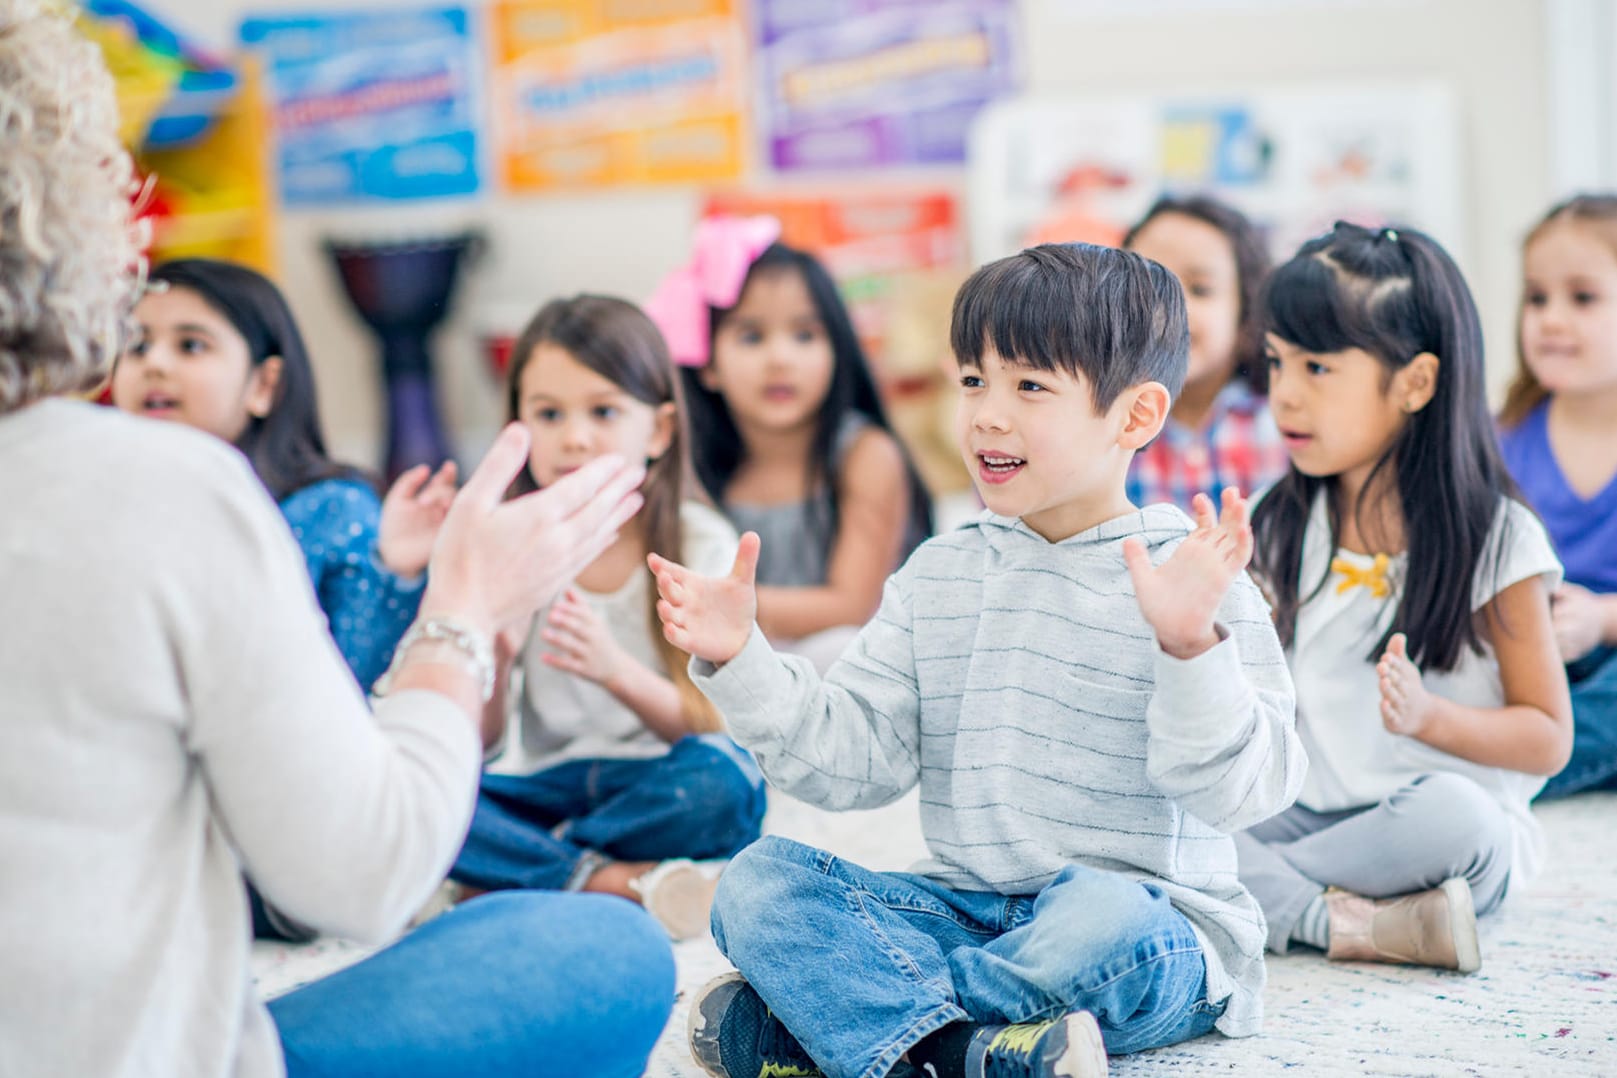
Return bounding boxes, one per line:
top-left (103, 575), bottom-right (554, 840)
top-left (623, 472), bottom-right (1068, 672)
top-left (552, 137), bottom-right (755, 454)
top-left (711, 836), bottom-right (1225, 1078)
top-left (1538, 645), bottom-right (1617, 799)
top-left (453, 733), bottom-right (766, 891)
top-left (270, 890), bottom-right (675, 1078)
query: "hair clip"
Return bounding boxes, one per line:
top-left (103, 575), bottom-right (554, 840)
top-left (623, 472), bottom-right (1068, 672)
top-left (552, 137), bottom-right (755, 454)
top-left (1382, 228), bottom-right (1399, 243)
top-left (645, 215), bottom-right (782, 368)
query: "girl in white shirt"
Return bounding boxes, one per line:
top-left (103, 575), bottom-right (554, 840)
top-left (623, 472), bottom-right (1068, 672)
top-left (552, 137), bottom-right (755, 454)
top-left (450, 295), bottom-right (765, 940)
top-left (1237, 222), bottom-right (1572, 972)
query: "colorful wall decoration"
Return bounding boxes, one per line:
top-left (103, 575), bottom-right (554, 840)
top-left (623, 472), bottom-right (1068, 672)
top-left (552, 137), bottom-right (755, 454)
top-left (240, 7), bottom-right (482, 203)
top-left (490, 0), bottom-right (747, 191)
top-left (754, 0), bottom-right (1019, 171)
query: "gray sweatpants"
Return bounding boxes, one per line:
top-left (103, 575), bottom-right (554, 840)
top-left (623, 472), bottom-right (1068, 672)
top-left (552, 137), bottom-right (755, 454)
top-left (1233, 771), bottom-right (1514, 954)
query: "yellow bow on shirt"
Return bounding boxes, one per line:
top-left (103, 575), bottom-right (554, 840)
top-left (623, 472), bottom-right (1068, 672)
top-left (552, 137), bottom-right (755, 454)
top-left (1331, 553), bottom-right (1391, 599)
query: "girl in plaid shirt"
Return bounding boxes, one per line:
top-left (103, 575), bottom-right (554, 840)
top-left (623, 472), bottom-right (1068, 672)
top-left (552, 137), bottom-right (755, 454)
top-left (1124, 196), bottom-right (1287, 511)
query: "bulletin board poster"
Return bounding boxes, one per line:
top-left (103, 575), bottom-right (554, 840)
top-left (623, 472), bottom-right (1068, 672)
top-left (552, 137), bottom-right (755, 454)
top-left (239, 8), bottom-right (482, 203)
top-left (967, 83), bottom-right (1466, 267)
top-left (490, 0), bottom-right (746, 191)
top-left (756, 0), bottom-right (1020, 171)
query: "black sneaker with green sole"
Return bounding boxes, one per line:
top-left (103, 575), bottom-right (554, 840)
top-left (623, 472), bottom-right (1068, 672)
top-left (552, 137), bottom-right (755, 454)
top-left (688, 973), bottom-right (823, 1078)
top-left (963, 1011), bottom-right (1109, 1078)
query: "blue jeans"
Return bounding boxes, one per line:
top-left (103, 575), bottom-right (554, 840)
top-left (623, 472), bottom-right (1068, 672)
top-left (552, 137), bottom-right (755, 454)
top-left (453, 733), bottom-right (766, 891)
top-left (711, 836), bottom-right (1224, 1078)
top-left (269, 890), bottom-right (675, 1078)
top-left (1539, 646), bottom-right (1617, 799)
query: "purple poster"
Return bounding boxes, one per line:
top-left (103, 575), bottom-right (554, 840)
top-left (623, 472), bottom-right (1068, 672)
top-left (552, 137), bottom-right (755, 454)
top-left (756, 0), bottom-right (1019, 171)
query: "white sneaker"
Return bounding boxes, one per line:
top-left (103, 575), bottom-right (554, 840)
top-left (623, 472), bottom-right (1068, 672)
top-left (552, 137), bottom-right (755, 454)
top-left (630, 859), bottom-right (724, 941)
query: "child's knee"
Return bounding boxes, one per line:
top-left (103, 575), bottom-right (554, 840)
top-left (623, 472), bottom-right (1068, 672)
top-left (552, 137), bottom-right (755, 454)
top-left (711, 836), bottom-right (808, 942)
top-left (1029, 870), bottom-right (1193, 972)
top-left (1401, 773), bottom-right (1510, 854)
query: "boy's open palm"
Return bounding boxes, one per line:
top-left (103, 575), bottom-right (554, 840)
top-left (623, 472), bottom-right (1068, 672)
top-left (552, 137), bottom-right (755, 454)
top-left (1124, 489), bottom-right (1253, 660)
top-left (648, 532), bottom-right (761, 665)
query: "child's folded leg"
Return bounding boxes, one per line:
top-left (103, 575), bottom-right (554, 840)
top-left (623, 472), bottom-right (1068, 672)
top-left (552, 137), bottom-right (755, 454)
top-left (947, 863), bottom-right (1223, 1057)
top-left (710, 835), bottom-right (989, 1078)
top-left (1235, 771), bottom-right (1511, 965)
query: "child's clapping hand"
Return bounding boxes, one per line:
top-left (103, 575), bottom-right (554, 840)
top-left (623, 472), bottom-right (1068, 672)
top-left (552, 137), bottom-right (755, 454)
top-left (1124, 488), bottom-right (1253, 660)
top-left (539, 588), bottom-right (629, 685)
top-left (649, 532), bottom-right (762, 665)
top-left (1377, 633), bottom-right (1435, 737)
top-left (378, 461), bottom-right (459, 578)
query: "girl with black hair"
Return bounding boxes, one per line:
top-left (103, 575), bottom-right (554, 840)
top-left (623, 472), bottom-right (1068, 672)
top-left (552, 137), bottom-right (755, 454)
top-left (1235, 223), bottom-right (1572, 973)
top-left (111, 259), bottom-right (457, 693)
top-left (1123, 194), bottom-right (1287, 512)
top-left (648, 216), bottom-right (933, 672)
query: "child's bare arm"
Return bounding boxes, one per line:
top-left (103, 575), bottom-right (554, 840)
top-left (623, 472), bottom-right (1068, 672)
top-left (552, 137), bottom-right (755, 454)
top-left (755, 428), bottom-right (909, 640)
top-left (1378, 576), bottom-right (1573, 775)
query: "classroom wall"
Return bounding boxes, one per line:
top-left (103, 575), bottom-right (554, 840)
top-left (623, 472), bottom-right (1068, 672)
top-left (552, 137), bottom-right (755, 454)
top-left (149, 0), bottom-right (1553, 470)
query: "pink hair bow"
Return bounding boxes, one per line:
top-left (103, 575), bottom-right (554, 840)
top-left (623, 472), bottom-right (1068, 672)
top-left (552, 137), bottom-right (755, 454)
top-left (645, 214), bottom-right (782, 368)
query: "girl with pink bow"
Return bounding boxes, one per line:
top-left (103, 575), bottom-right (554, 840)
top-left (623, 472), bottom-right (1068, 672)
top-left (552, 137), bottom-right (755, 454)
top-left (647, 215), bottom-right (932, 671)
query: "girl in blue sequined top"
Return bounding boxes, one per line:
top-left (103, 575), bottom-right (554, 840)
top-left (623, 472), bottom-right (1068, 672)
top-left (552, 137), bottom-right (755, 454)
top-left (111, 259), bottom-right (456, 692)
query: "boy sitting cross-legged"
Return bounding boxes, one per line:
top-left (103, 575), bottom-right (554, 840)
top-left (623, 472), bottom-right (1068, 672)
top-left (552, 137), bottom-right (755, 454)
top-left (649, 243), bottom-right (1304, 1078)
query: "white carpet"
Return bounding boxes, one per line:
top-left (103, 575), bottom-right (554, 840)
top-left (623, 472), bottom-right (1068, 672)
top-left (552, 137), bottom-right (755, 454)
top-left (256, 792), bottom-right (1617, 1076)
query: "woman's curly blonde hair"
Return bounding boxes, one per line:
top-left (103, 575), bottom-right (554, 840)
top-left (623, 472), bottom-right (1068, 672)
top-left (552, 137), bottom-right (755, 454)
top-left (0, 0), bottom-right (145, 415)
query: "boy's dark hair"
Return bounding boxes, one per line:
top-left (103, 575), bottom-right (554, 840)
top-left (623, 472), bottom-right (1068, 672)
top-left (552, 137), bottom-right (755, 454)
top-left (1251, 221), bottom-right (1520, 673)
top-left (679, 241), bottom-right (933, 559)
top-left (145, 258), bottom-right (363, 501)
top-left (949, 243), bottom-right (1190, 409)
top-left (1123, 194), bottom-right (1273, 395)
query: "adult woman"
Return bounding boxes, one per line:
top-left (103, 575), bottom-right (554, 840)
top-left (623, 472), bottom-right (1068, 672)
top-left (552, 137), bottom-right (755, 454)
top-left (0, 6), bottom-right (673, 1076)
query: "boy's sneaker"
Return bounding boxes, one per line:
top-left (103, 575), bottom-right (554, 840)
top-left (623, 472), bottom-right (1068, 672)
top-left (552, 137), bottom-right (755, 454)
top-left (630, 858), bottom-right (724, 941)
top-left (688, 972), bottom-right (822, 1078)
top-left (1324, 876), bottom-right (1481, 972)
top-left (964, 1011), bottom-right (1109, 1078)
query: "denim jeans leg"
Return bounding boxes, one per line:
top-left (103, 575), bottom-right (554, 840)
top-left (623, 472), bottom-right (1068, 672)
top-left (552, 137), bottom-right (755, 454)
top-left (450, 765), bottom-right (599, 891)
top-left (270, 891), bottom-right (675, 1078)
top-left (1539, 646), bottom-right (1617, 799)
top-left (566, 734), bottom-right (767, 862)
top-left (711, 835), bottom-right (1003, 1078)
top-left (949, 864), bottom-right (1222, 1056)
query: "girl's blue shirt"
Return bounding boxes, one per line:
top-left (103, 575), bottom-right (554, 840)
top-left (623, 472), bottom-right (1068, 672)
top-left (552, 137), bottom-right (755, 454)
top-left (278, 477), bottom-right (423, 690)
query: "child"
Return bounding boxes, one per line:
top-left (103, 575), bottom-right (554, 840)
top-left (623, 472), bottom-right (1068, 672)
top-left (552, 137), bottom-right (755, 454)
top-left (1237, 222), bottom-right (1573, 973)
top-left (110, 258), bottom-right (457, 942)
top-left (111, 259), bottom-right (455, 692)
top-left (1499, 195), bottom-right (1617, 798)
top-left (651, 243), bottom-right (1302, 1078)
top-left (448, 295), bottom-right (766, 940)
top-left (1122, 195), bottom-right (1287, 512)
top-left (647, 215), bottom-right (933, 672)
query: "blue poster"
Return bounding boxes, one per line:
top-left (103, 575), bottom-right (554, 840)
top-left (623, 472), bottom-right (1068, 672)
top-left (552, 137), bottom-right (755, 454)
top-left (240, 8), bottom-right (481, 203)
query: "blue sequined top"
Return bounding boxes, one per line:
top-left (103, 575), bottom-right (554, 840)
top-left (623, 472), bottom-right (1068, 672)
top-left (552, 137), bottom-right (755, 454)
top-left (279, 478), bottom-right (424, 690)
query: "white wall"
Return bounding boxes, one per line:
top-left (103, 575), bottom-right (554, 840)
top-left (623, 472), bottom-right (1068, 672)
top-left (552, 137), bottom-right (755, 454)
top-left (145, 0), bottom-right (1555, 469)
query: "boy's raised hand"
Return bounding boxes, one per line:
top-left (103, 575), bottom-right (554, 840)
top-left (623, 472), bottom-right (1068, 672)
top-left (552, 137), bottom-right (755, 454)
top-left (648, 532), bottom-right (761, 665)
top-left (1124, 488), bottom-right (1253, 660)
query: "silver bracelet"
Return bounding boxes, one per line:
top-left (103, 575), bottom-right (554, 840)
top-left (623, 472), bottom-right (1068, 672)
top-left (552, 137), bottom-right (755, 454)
top-left (373, 616), bottom-right (496, 703)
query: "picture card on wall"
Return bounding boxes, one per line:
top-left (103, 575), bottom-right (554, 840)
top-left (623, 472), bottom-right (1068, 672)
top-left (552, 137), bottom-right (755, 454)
top-left (756, 0), bottom-right (1020, 171)
top-left (240, 7), bottom-right (482, 203)
top-left (490, 0), bottom-right (747, 190)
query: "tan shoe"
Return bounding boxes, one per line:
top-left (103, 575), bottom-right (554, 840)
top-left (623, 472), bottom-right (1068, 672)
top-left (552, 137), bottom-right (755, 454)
top-left (629, 859), bottom-right (723, 941)
top-left (1324, 877), bottom-right (1480, 972)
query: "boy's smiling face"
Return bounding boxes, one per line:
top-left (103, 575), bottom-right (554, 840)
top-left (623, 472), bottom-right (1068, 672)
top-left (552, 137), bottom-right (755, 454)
top-left (955, 348), bottom-right (1164, 542)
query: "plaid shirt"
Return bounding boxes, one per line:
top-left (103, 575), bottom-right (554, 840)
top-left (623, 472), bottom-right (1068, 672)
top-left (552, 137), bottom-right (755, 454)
top-left (1127, 381), bottom-right (1289, 513)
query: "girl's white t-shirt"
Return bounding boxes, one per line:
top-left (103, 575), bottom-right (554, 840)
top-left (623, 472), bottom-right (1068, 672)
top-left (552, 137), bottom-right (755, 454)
top-left (488, 501), bottom-right (739, 775)
top-left (1289, 493), bottom-right (1562, 883)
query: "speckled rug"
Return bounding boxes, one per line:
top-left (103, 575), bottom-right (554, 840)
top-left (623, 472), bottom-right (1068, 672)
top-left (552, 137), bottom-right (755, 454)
top-left (256, 792), bottom-right (1617, 1077)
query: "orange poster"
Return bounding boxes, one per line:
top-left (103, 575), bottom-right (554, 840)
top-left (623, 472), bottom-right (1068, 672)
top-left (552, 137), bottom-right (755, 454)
top-left (490, 0), bottom-right (746, 190)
